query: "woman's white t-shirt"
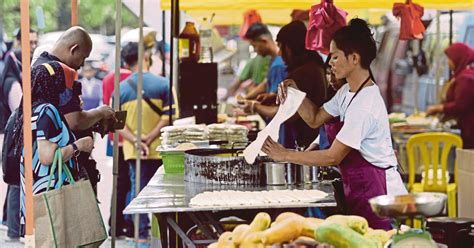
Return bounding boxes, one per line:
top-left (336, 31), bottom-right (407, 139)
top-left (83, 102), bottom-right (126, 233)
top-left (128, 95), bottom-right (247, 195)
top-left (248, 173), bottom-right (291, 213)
top-left (323, 83), bottom-right (407, 195)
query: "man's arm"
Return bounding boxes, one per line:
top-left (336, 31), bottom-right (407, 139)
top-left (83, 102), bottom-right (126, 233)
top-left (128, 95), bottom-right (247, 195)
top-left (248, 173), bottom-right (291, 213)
top-left (225, 78), bottom-right (245, 99)
top-left (244, 80), bottom-right (267, 100)
top-left (64, 105), bottom-right (115, 131)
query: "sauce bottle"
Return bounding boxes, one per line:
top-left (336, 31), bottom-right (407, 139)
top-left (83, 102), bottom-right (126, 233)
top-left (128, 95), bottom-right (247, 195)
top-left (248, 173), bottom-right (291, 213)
top-left (179, 21), bottom-right (200, 63)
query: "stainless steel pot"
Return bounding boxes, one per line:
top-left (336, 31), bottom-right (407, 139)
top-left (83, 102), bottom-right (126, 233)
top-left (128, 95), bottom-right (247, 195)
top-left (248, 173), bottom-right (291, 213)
top-left (297, 165), bottom-right (311, 184)
top-left (264, 162), bottom-right (297, 185)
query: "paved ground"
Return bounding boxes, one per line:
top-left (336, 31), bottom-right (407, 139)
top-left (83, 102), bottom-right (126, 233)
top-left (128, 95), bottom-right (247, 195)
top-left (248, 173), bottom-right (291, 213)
top-left (0, 136), bottom-right (136, 247)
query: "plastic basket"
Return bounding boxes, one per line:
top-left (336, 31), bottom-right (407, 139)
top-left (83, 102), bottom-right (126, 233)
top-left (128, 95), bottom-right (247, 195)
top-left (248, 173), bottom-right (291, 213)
top-left (161, 151), bottom-right (185, 174)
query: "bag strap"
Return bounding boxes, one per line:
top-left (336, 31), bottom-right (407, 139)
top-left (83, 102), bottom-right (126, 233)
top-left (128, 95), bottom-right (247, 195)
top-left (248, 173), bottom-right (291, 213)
top-left (126, 78), bottom-right (163, 116)
top-left (46, 149), bottom-right (76, 191)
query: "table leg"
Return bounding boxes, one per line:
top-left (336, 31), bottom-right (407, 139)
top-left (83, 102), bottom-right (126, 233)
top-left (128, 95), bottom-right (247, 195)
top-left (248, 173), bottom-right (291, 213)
top-left (187, 212), bottom-right (218, 239)
top-left (202, 211), bottom-right (225, 235)
top-left (156, 214), bottom-right (168, 248)
top-left (165, 213), bottom-right (196, 248)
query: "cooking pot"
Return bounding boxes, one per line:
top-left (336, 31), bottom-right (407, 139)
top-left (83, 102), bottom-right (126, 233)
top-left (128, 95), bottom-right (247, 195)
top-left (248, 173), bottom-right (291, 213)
top-left (264, 162), bottom-right (298, 185)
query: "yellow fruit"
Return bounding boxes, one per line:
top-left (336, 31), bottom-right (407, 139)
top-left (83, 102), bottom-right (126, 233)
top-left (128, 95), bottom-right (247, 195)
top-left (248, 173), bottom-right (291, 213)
top-left (239, 212), bottom-right (271, 243)
top-left (325, 215), bottom-right (368, 235)
top-left (302, 218), bottom-right (324, 238)
top-left (217, 232), bottom-right (235, 248)
top-left (274, 212), bottom-right (305, 224)
top-left (240, 232), bottom-right (264, 247)
top-left (231, 224), bottom-right (250, 245)
top-left (261, 217), bottom-right (304, 245)
top-left (365, 229), bottom-right (390, 247)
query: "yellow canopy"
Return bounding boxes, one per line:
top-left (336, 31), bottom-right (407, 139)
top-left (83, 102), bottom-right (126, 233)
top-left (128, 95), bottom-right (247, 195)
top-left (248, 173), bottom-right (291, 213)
top-left (187, 9), bottom-right (389, 25)
top-left (161, 0), bottom-right (474, 11)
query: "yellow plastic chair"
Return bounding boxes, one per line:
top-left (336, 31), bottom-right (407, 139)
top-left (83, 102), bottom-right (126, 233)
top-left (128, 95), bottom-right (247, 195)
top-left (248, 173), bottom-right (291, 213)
top-left (406, 132), bottom-right (462, 218)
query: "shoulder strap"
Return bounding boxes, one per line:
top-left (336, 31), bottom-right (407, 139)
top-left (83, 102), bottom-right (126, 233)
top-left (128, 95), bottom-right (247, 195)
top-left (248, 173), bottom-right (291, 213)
top-left (126, 78), bottom-right (163, 116)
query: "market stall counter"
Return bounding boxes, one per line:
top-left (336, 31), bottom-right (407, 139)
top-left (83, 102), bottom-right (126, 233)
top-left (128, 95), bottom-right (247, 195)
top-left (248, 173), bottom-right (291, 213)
top-left (123, 172), bottom-right (337, 247)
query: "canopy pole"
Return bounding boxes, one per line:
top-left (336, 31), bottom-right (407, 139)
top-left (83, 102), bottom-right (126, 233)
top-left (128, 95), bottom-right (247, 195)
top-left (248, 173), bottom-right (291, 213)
top-left (434, 10), bottom-right (442, 103)
top-left (21, 0), bottom-right (34, 246)
top-left (162, 10), bottom-right (167, 77)
top-left (449, 10), bottom-right (453, 46)
top-left (134, 0), bottom-right (144, 246)
top-left (170, 0), bottom-right (179, 125)
top-left (71, 0), bottom-right (78, 26)
top-left (110, 0), bottom-right (122, 246)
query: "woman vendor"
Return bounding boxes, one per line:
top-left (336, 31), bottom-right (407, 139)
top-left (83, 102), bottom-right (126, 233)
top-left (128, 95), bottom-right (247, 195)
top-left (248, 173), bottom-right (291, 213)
top-left (262, 18), bottom-right (407, 230)
top-left (426, 42), bottom-right (474, 149)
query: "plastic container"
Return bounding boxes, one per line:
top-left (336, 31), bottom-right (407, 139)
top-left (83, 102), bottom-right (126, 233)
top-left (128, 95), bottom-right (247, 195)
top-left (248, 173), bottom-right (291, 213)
top-left (179, 22), bottom-right (200, 63)
top-left (161, 151), bottom-right (185, 174)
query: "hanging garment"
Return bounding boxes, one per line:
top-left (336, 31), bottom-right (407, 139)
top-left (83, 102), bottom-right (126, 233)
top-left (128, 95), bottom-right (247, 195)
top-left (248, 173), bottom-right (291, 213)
top-left (393, 0), bottom-right (425, 40)
top-left (306, 0), bottom-right (347, 55)
top-left (239, 10), bottom-right (263, 39)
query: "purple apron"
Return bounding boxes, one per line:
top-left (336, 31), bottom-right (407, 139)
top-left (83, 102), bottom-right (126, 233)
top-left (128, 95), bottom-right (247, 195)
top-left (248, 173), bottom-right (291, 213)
top-left (324, 77), bottom-right (392, 230)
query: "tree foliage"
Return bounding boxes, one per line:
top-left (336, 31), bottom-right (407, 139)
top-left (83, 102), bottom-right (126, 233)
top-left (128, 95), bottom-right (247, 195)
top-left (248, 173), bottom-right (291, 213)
top-left (2, 0), bottom-right (138, 39)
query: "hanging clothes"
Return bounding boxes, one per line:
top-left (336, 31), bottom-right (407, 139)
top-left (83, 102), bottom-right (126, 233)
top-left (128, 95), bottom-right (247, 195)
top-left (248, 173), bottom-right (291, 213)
top-left (305, 0), bottom-right (347, 55)
top-left (239, 10), bottom-right (263, 39)
top-left (393, 0), bottom-right (425, 40)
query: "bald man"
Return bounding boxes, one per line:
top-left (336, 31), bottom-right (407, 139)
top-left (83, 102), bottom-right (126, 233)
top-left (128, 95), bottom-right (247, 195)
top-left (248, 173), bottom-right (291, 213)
top-left (32, 26), bottom-right (115, 192)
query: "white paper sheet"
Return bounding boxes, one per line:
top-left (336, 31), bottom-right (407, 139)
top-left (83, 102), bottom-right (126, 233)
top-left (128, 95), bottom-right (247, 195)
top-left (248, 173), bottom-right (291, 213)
top-left (243, 88), bottom-right (307, 164)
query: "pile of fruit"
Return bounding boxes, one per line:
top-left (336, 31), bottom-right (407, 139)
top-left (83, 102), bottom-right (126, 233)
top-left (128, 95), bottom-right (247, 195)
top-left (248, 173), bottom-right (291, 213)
top-left (208, 212), bottom-right (396, 248)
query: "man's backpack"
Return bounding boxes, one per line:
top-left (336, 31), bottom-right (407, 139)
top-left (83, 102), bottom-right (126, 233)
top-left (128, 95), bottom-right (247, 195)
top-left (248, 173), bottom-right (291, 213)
top-left (2, 108), bottom-right (20, 185)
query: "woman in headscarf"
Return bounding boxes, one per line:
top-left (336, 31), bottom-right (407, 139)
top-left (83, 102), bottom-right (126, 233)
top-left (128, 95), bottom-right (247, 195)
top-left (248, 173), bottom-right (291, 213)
top-left (427, 43), bottom-right (474, 148)
top-left (12, 61), bottom-right (94, 225)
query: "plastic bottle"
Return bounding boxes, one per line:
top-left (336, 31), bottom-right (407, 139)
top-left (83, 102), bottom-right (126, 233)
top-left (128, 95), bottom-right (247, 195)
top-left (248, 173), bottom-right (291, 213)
top-left (199, 17), bottom-right (213, 63)
top-left (179, 22), bottom-right (200, 63)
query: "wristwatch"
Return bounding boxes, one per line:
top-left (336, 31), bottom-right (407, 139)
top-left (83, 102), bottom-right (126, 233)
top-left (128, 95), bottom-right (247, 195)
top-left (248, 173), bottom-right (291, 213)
top-left (71, 142), bottom-right (80, 157)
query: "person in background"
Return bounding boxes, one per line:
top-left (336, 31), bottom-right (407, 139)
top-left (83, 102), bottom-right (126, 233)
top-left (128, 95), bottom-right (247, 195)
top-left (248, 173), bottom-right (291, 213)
top-left (102, 53), bottom-right (133, 238)
top-left (306, 55), bottom-right (347, 152)
top-left (79, 61), bottom-right (103, 111)
top-left (240, 21), bottom-right (327, 149)
top-left (118, 42), bottom-right (176, 245)
top-left (31, 27), bottom-right (116, 194)
top-left (239, 23), bottom-right (287, 103)
top-left (225, 55), bottom-right (270, 99)
top-left (426, 42), bottom-right (474, 149)
top-left (0, 28), bottom-right (38, 242)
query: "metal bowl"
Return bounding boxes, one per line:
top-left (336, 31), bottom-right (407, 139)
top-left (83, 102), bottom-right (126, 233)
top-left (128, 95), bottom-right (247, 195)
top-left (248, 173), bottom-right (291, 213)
top-left (369, 193), bottom-right (447, 219)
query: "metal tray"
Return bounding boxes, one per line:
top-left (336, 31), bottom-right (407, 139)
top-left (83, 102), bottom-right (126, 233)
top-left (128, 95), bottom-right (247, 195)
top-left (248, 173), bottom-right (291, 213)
top-left (369, 193), bottom-right (447, 219)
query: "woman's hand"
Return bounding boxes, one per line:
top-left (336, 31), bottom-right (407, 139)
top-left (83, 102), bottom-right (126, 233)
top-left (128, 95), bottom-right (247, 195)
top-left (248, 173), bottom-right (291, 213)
top-left (75, 136), bottom-right (94, 153)
top-left (240, 100), bottom-right (258, 114)
top-left (262, 137), bottom-right (290, 162)
top-left (256, 93), bottom-right (277, 105)
top-left (426, 104), bottom-right (444, 116)
top-left (276, 79), bottom-right (299, 105)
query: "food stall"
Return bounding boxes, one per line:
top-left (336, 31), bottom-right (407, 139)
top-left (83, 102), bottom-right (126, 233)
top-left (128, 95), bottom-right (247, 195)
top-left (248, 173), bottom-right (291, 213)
top-left (123, 0), bottom-right (474, 247)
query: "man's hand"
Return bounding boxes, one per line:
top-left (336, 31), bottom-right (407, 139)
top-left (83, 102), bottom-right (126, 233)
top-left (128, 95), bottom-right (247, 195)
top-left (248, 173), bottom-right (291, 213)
top-left (75, 136), bottom-right (94, 153)
top-left (137, 141), bottom-right (150, 159)
top-left (98, 105), bottom-right (115, 120)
